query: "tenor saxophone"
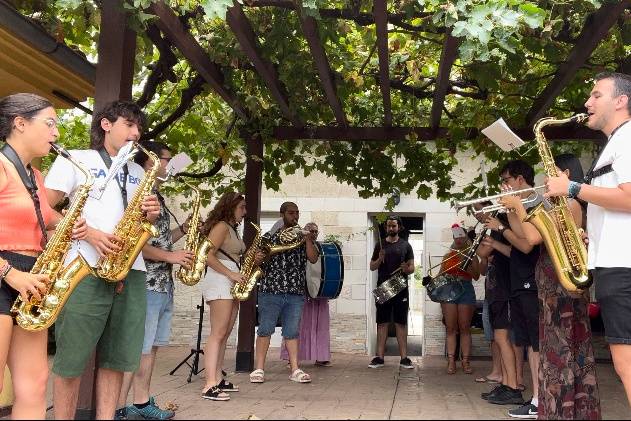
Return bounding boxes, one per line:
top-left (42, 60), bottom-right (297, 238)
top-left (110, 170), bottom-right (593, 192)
top-left (96, 143), bottom-right (160, 281)
top-left (175, 182), bottom-right (213, 286)
top-left (525, 114), bottom-right (591, 292)
top-left (12, 144), bottom-right (95, 331)
top-left (231, 222), bottom-right (306, 301)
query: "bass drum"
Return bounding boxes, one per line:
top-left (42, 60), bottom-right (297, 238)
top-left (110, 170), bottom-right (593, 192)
top-left (426, 273), bottom-right (465, 303)
top-left (306, 242), bottom-right (344, 299)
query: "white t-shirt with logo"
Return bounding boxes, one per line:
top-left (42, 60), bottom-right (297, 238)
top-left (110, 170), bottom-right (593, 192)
top-left (587, 122), bottom-right (631, 269)
top-left (45, 149), bottom-right (147, 272)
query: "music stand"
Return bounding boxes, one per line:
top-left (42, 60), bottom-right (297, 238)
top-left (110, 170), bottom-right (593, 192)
top-left (170, 297), bottom-right (205, 383)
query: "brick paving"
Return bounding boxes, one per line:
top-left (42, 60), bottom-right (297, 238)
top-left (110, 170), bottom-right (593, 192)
top-left (111, 346), bottom-right (631, 420)
top-left (4, 346), bottom-right (623, 419)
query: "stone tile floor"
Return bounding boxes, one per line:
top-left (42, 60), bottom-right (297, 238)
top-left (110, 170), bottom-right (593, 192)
top-left (6, 346), bottom-right (623, 419)
top-left (112, 346), bottom-right (629, 420)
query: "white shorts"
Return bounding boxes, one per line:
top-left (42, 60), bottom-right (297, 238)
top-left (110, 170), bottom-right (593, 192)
top-left (199, 259), bottom-right (239, 301)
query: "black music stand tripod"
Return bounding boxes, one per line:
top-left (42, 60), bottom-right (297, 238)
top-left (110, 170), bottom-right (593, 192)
top-left (170, 297), bottom-right (205, 383)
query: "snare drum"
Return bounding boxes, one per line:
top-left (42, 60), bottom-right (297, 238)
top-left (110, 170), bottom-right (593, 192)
top-left (306, 242), bottom-right (344, 299)
top-left (426, 273), bottom-right (465, 303)
top-left (372, 270), bottom-right (407, 305)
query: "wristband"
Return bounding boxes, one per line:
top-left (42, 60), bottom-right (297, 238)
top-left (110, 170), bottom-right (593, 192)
top-left (0, 264), bottom-right (13, 281)
top-left (0, 259), bottom-right (9, 276)
top-left (568, 181), bottom-right (583, 199)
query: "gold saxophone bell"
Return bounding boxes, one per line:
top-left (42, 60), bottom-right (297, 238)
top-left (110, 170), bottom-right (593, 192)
top-left (95, 142), bottom-right (160, 281)
top-left (176, 182), bottom-right (213, 286)
top-left (232, 222), bottom-right (306, 301)
top-left (12, 144), bottom-right (96, 331)
top-left (525, 113), bottom-right (590, 292)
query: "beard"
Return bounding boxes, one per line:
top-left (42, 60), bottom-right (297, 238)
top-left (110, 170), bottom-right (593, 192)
top-left (387, 231), bottom-right (397, 237)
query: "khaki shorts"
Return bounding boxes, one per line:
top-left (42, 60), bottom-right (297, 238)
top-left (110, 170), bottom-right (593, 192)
top-left (52, 270), bottom-right (147, 378)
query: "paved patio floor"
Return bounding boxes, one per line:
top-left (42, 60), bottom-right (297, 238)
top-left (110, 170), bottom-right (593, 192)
top-left (105, 346), bottom-right (630, 420)
top-left (3, 346), bottom-right (623, 419)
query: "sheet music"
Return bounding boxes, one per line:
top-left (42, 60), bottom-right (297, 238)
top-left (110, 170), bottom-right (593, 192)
top-left (166, 152), bottom-right (193, 177)
top-left (481, 118), bottom-right (526, 152)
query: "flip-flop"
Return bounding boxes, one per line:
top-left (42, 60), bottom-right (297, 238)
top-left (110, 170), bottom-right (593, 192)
top-left (475, 376), bottom-right (500, 383)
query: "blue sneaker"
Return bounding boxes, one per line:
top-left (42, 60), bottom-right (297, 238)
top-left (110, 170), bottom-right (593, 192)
top-left (127, 397), bottom-right (175, 420)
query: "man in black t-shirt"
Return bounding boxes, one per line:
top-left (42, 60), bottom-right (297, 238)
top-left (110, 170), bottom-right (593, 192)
top-left (368, 216), bottom-right (415, 369)
top-left (487, 160), bottom-right (541, 414)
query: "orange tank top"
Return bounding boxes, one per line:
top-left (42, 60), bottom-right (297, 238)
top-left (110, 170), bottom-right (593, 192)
top-left (440, 250), bottom-right (473, 280)
top-left (0, 154), bottom-right (55, 252)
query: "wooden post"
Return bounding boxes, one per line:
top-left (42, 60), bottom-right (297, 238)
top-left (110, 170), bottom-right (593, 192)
top-left (93, 0), bottom-right (136, 110)
top-left (73, 1), bottom-right (136, 419)
top-left (235, 133), bottom-right (263, 372)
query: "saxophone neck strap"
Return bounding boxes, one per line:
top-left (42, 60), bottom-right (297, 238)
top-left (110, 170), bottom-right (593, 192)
top-left (97, 147), bottom-right (128, 207)
top-left (585, 119), bottom-right (631, 184)
top-left (217, 248), bottom-right (241, 270)
top-left (156, 191), bottom-right (185, 234)
top-left (0, 143), bottom-right (48, 247)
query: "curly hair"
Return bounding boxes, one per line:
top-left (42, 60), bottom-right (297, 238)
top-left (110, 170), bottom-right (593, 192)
top-left (201, 192), bottom-right (245, 237)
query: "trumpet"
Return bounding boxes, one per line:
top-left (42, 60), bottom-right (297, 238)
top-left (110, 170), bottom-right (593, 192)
top-left (454, 186), bottom-right (546, 214)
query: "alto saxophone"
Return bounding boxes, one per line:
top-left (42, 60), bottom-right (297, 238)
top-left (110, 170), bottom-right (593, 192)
top-left (231, 222), bottom-right (306, 301)
top-left (175, 182), bottom-right (213, 286)
top-left (12, 144), bottom-right (95, 331)
top-left (96, 143), bottom-right (160, 281)
top-left (525, 113), bottom-right (591, 292)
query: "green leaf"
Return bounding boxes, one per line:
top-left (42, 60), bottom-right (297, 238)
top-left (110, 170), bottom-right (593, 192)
top-left (201, 0), bottom-right (235, 20)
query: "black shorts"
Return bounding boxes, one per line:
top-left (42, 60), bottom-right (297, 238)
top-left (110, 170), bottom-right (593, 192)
top-left (489, 300), bottom-right (510, 330)
top-left (376, 289), bottom-right (409, 325)
top-left (509, 292), bottom-right (539, 351)
top-left (0, 251), bottom-right (37, 317)
top-left (594, 267), bottom-right (631, 345)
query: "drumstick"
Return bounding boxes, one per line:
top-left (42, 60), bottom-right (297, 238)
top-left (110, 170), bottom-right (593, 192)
top-left (374, 220), bottom-right (383, 251)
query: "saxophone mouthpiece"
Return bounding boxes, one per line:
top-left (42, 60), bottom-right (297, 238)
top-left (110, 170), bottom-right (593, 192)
top-left (50, 143), bottom-right (71, 159)
top-left (571, 113), bottom-right (589, 124)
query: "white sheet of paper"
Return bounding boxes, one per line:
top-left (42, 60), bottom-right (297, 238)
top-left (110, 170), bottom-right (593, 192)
top-left (481, 118), bottom-right (525, 152)
top-left (166, 152), bottom-right (193, 175)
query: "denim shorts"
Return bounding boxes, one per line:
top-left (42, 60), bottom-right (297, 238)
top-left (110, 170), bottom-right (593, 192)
top-left (142, 289), bottom-right (174, 354)
top-left (452, 281), bottom-right (476, 305)
top-left (257, 292), bottom-right (305, 339)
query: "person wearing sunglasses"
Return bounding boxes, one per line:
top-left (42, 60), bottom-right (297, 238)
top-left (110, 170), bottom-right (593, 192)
top-left (0, 93), bottom-right (87, 419)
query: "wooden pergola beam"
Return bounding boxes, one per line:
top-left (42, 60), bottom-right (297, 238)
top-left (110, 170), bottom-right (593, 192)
top-left (273, 125), bottom-right (605, 142)
top-left (148, 1), bottom-right (248, 120)
top-left (298, 13), bottom-right (348, 126)
top-left (373, 0), bottom-right (392, 127)
top-left (430, 33), bottom-right (459, 130)
top-left (525, 0), bottom-right (631, 126)
top-left (226, 1), bottom-right (303, 127)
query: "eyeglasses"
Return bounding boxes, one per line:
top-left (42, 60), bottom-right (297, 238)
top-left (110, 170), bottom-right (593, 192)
top-left (160, 157), bottom-right (172, 163)
top-left (30, 117), bottom-right (59, 130)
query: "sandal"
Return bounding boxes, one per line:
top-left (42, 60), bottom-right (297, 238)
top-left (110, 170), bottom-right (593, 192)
top-left (475, 375), bottom-right (500, 383)
top-left (202, 385), bottom-right (230, 401)
top-left (447, 354), bottom-right (456, 375)
top-left (219, 379), bottom-right (239, 392)
top-left (462, 357), bottom-right (473, 375)
top-left (249, 369), bottom-right (265, 383)
top-left (289, 369), bottom-right (312, 383)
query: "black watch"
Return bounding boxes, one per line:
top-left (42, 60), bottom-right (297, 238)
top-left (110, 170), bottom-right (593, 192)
top-left (498, 224), bottom-right (507, 235)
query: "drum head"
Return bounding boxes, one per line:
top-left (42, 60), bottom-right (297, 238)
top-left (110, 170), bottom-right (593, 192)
top-left (427, 274), bottom-right (465, 303)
